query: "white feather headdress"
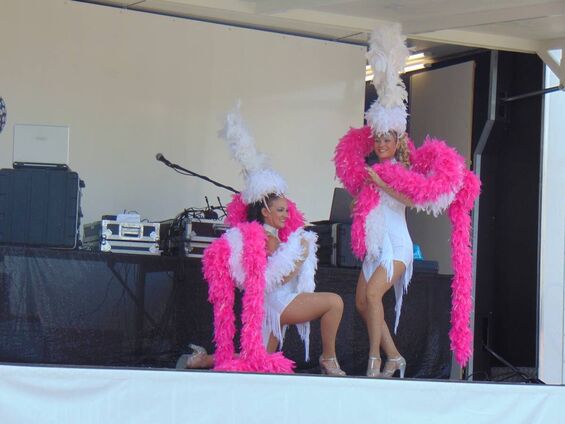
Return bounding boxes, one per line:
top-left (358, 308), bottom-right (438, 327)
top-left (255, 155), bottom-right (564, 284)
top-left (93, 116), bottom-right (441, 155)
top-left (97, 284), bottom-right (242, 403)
top-left (218, 102), bottom-right (287, 204)
top-left (365, 23), bottom-right (410, 135)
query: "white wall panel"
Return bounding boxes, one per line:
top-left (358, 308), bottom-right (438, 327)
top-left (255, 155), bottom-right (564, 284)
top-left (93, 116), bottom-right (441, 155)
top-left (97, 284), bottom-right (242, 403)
top-left (0, 0), bottom-right (365, 226)
top-left (538, 62), bottom-right (565, 385)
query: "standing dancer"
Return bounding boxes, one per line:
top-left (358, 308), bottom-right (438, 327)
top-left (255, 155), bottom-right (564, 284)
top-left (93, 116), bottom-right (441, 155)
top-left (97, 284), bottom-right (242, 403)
top-left (334, 24), bottom-right (480, 377)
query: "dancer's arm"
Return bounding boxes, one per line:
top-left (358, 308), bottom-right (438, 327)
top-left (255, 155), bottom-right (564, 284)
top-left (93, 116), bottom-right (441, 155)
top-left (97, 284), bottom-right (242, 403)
top-left (366, 167), bottom-right (414, 207)
top-left (266, 234), bottom-right (280, 255)
top-left (267, 235), bottom-right (308, 284)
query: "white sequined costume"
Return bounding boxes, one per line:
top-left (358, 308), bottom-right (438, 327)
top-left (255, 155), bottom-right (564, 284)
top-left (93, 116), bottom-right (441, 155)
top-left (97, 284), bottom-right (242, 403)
top-left (263, 225), bottom-right (318, 361)
top-left (362, 189), bottom-right (413, 332)
top-left (225, 223), bottom-right (318, 361)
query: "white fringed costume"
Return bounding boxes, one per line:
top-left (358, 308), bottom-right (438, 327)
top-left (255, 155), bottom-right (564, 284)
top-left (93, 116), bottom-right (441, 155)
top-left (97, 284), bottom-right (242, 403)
top-left (362, 190), bottom-right (413, 332)
top-left (263, 227), bottom-right (318, 360)
top-left (334, 23), bottom-right (481, 367)
top-left (203, 102), bottom-right (321, 372)
top-left (224, 225), bottom-right (318, 361)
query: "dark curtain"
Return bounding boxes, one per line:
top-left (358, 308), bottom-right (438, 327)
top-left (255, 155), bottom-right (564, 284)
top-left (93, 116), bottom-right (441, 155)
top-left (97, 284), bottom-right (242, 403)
top-left (0, 246), bottom-right (451, 378)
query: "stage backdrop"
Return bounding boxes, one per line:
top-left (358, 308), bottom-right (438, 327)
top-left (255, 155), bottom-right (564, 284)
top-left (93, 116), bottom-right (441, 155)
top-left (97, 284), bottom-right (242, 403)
top-left (0, 0), bottom-right (365, 226)
top-left (408, 61), bottom-right (474, 274)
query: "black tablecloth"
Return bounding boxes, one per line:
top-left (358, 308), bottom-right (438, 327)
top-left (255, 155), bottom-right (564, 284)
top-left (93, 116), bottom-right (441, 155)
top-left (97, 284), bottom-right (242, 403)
top-left (0, 245), bottom-right (452, 377)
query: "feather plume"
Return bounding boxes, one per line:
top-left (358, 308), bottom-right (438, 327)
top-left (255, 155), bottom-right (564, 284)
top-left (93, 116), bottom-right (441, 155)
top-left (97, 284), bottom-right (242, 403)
top-left (366, 22), bottom-right (409, 107)
top-left (243, 169), bottom-right (287, 205)
top-left (219, 102), bottom-right (287, 204)
top-left (366, 22), bottom-right (410, 134)
top-left (218, 101), bottom-right (267, 173)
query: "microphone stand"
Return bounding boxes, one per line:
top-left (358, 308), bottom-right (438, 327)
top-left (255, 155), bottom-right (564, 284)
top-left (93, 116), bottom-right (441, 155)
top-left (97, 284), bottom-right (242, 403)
top-left (158, 155), bottom-right (239, 194)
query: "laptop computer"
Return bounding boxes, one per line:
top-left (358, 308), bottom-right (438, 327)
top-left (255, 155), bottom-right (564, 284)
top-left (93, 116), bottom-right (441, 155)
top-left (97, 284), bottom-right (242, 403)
top-left (329, 187), bottom-right (354, 224)
top-left (13, 124), bottom-right (70, 169)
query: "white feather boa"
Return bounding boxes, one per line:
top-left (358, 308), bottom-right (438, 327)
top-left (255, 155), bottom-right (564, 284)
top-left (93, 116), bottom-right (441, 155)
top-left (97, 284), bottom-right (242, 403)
top-left (265, 229), bottom-right (318, 293)
top-left (266, 228), bottom-right (318, 361)
top-left (224, 226), bottom-right (318, 299)
top-left (225, 228), bottom-right (246, 290)
top-left (225, 226), bottom-right (318, 361)
top-left (414, 190), bottom-right (458, 217)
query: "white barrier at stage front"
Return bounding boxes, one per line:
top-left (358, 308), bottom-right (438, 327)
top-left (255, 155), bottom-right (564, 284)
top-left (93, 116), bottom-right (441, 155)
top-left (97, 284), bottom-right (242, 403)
top-left (0, 364), bottom-right (563, 423)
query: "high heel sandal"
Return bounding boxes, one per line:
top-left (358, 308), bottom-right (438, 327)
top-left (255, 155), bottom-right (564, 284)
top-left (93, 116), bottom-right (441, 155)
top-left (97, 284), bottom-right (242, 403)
top-left (366, 355), bottom-right (382, 377)
top-left (381, 356), bottom-right (406, 378)
top-left (319, 355), bottom-right (346, 376)
top-left (176, 344), bottom-right (208, 369)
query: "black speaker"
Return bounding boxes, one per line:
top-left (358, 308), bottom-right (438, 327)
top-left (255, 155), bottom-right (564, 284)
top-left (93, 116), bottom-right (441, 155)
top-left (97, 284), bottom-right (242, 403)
top-left (0, 168), bottom-right (82, 248)
top-left (331, 223), bottom-right (363, 268)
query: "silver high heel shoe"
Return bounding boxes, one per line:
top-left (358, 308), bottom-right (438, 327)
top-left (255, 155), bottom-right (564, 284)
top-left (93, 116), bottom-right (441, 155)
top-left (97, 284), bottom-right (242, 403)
top-left (319, 355), bottom-right (346, 376)
top-left (176, 344), bottom-right (208, 369)
top-left (366, 355), bottom-right (382, 378)
top-left (382, 356), bottom-right (406, 378)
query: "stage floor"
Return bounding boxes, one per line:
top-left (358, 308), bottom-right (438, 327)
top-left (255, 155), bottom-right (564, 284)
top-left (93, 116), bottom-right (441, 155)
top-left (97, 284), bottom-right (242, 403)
top-left (0, 364), bottom-right (563, 423)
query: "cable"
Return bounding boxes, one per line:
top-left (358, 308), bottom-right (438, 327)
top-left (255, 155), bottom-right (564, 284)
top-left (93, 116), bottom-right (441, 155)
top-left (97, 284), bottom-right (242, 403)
top-left (483, 343), bottom-right (545, 384)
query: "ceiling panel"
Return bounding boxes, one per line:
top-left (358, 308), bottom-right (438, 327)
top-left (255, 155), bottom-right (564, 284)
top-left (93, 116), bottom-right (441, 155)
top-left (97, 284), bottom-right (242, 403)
top-left (462, 15), bottom-right (565, 40)
top-left (74, 0), bottom-right (565, 55)
top-left (300, 0), bottom-right (562, 20)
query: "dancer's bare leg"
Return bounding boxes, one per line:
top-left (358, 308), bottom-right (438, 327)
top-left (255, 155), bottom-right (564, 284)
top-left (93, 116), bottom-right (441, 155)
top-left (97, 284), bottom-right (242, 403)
top-left (355, 271), bottom-right (368, 321)
top-left (379, 321), bottom-right (400, 358)
top-left (267, 333), bottom-right (279, 353)
top-left (280, 292), bottom-right (343, 358)
top-left (356, 276), bottom-right (398, 358)
top-left (364, 261), bottom-right (406, 358)
top-left (185, 292), bottom-right (344, 368)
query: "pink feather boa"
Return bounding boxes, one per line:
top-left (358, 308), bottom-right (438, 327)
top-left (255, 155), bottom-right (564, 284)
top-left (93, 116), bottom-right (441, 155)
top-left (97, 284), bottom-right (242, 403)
top-left (203, 222), bottom-right (295, 373)
top-left (225, 193), bottom-right (305, 241)
top-left (202, 194), bottom-right (306, 373)
top-left (334, 126), bottom-right (480, 366)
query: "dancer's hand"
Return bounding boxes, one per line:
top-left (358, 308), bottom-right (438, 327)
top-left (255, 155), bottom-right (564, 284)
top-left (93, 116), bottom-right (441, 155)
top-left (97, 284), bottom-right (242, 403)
top-left (366, 166), bottom-right (414, 207)
top-left (366, 166), bottom-right (385, 188)
top-left (300, 237), bottom-right (309, 255)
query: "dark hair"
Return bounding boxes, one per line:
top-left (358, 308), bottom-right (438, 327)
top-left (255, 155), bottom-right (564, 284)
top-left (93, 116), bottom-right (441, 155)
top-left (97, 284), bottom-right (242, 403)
top-left (246, 193), bottom-right (281, 223)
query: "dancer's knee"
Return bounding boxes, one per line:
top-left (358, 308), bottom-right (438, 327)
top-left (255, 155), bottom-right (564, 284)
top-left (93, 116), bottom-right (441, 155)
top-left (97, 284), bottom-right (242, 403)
top-left (356, 297), bottom-right (366, 314)
top-left (365, 285), bottom-right (385, 305)
top-left (331, 293), bottom-right (344, 312)
top-left (322, 292), bottom-right (343, 314)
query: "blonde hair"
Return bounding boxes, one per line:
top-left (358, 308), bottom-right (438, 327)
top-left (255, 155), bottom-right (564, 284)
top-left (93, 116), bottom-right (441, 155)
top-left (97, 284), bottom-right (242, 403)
top-left (395, 132), bottom-right (411, 168)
